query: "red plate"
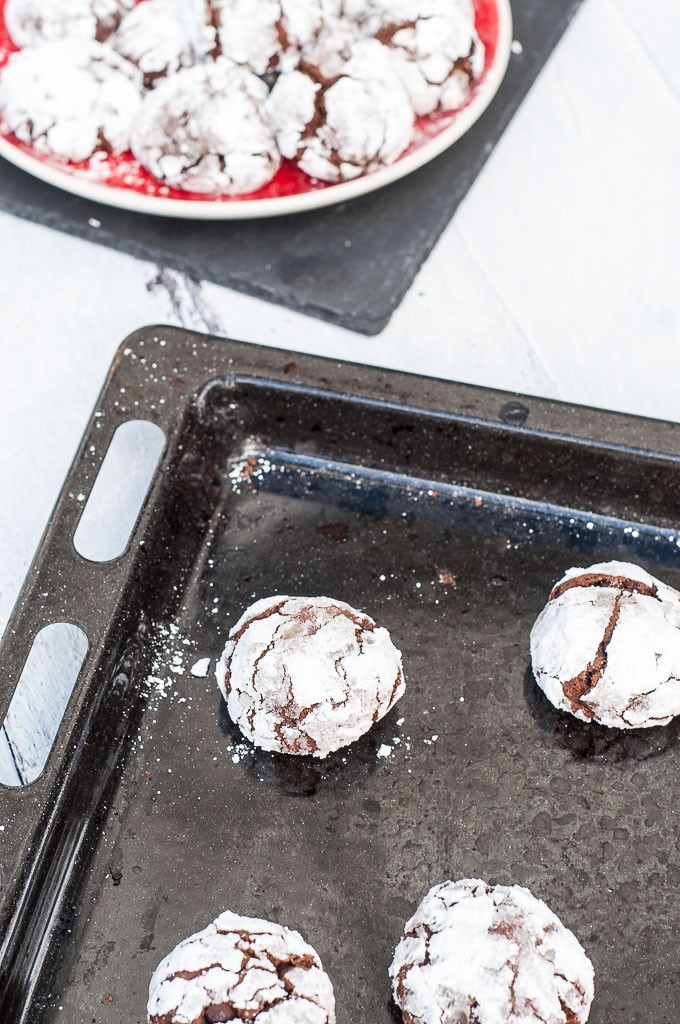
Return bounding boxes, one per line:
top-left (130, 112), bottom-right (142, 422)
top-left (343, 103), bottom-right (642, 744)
top-left (0, 0), bottom-right (512, 218)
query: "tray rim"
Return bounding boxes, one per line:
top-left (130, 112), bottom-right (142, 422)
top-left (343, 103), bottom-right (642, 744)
top-left (0, 0), bottom-right (512, 220)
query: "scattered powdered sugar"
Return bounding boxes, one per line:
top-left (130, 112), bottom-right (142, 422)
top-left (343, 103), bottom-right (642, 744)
top-left (228, 453), bottom-right (277, 494)
top-left (0, 38), bottom-right (142, 160)
top-left (190, 656), bottom-right (212, 678)
top-left (390, 879), bottom-right (594, 1024)
top-left (376, 743), bottom-right (393, 759)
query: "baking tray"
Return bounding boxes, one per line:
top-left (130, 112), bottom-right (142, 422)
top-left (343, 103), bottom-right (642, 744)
top-left (2, 327), bottom-right (680, 1024)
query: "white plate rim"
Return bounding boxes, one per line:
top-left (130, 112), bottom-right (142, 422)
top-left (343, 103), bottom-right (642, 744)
top-left (0, 0), bottom-right (512, 220)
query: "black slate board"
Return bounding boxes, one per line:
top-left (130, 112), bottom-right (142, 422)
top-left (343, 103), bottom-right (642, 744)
top-left (0, 0), bottom-right (582, 334)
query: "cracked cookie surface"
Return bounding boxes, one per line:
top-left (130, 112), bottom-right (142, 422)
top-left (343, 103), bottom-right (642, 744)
top-left (148, 910), bottom-right (335, 1024)
top-left (112, 0), bottom-right (201, 90)
top-left (130, 59), bottom-right (280, 194)
top-left (216, 595), bottom-right (405, 756)
top-left (390, 879), bottom-right (594, 1024)
top-left (266, 39), bottom-right (414, 182)
top-left (5, 0), bottom-right (133, 47)
top-left (205, 0), bottom-right (342, 75)
top-left (0, 37), bottom-right (142, 160)
top-left (367, 0), bottom-right (484, 115)
top-left (531, 560), bottom-right (680, 729)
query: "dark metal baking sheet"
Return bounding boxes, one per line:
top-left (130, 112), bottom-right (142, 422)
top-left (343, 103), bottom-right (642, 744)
top-left (0, 0), bottom-right (583, 335)
top-left (2, 327), bottom-right (680, 1024)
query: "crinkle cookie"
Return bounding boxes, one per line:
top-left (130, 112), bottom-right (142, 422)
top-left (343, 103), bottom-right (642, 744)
top-left (216, 595), bottom-right (405, 756)
top-left (0, 38), bottom-right (142, 161)
top-left (299, 14), bottom-right (365, 77)
top-left (131, 60), bottom-right (280, 195)
top-left (369, 0), bottom-right (485, 115)
top-left (206, 0), bottom-right (341, 74)
top-left (531, 560), bottom-right (680, 729)
top-left (4, 0), bottom-right (133, 47)
top-left (390, 879), bottom-right (594, 1024)
top-left (148, 910), bottom-right (336, 1024)
top-left (112, 0), bottom-right (199, 90)
top-left (266, 40), bottom-right (414, 182)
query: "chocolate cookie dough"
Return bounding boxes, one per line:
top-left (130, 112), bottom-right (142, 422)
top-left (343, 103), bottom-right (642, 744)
top-left (216, 595), bottom-right (405, 756)
top-left (266, 39), bottom-right (414, 182)
top-left (368, 0), bottom-right (484, 115)
top-left (0, 38), bottom-right (142, 161)
top-left (131, 60), bottom-right (280, 194)
top-left (4, 0), bottom-right (133, 47)
top-left (148, 910), bottom-right (335, 1024)
top-left (390, 879), bottom-right (594, 1024)
top-left (531, 560), bottom-right (680, 729)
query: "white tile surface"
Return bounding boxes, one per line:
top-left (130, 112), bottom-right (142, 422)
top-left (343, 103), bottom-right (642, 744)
top-left (457, 0), bottom-right (680, 422)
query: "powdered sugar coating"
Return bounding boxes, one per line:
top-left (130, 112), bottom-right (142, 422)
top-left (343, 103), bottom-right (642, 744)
top-left (531, 560), bottom-right (680, 729)
top-left (216, 595), bottom-right (405, 756)
top-left (4, 0), bottom-right (133, 47)
top-left (369, 0), bottom-right (484, 115)
top-left (208, 0), bottom-right (341, 75)
top-left (131, 60), bottom-right (280, 194)
top-left (148, 910), bottom-right (335, 1024)
top-left (112, 0), bottom-right (198, 89)
top-left (0, 38), bottom-right (142, 161)
top-left (390, 879), bottom-right (594, 1024)
top-left (267, 39), bottom-right (414, 182)
top-left (299, 14), bottom-right (365, 77)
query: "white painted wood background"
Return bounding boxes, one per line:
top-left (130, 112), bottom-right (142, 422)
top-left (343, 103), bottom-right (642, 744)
top-left (1, 0), bottom-right (679, 782)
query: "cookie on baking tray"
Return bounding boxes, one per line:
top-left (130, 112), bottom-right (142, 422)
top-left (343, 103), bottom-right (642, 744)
top-left (531, 560), bottom-right (680, 729)
top-left (216, 595), bottom-right (405, 756)
top-left (390, 879), bottom-right (594, 1024)
top-left (148, 910), bottom-right (335, 1024)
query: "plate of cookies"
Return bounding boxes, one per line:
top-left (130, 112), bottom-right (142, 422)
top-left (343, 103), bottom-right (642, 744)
top-left (0, 0), bottom-right (512, 218)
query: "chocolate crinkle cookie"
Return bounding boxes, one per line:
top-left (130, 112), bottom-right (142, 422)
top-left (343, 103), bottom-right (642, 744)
top-left (368, 0), bottom-right (485, 115)
top-left (531, 560), bottom-right (680, 729)
top-left (131, 60), bottom-right (280, 194)
top-left (266, 39), bottom-right (414, 182)
top-left (112, 0), bottom-right (202, 90)
top-left (390, 879), bottom-right (594, 1024)
top-left (4, 0), bottom-right (133, 47)
top-left (148, 910), bottom-right (335, 1024)
top-left (205, 0), bottom-right (342, 75)
top-left (0, 38), bottom-right (142, 161)
top-left (216, 595), bottom-right (405, 756)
